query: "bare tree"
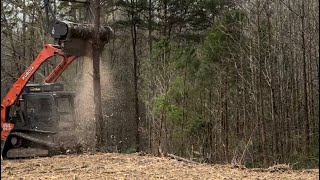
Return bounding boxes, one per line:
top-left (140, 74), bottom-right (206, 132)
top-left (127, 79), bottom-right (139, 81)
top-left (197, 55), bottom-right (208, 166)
top-left (92, 0), bottom-right (104, 149)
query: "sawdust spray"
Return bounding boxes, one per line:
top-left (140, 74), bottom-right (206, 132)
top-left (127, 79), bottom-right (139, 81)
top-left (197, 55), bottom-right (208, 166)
top-left (73, 43), bottom-right (113, 151)
top-left (74, 44), bottom-right (96, 151)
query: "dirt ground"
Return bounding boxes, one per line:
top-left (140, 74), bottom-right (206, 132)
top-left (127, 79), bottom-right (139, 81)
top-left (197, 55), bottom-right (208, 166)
top-left (1, 153), bottom-right (319, 180)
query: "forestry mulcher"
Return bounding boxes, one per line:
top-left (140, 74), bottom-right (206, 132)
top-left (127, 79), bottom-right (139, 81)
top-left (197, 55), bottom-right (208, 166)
top-left (1, 0), bottom-right (112, 159)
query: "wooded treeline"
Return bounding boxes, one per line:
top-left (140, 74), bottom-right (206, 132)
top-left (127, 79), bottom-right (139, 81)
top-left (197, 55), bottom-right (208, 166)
top-left (1, 0), bottom-right (319, 168)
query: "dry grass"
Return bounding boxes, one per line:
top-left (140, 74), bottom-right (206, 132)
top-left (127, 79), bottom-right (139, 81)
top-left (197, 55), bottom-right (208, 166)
top-left (1, 153), bottom-right (318, 180)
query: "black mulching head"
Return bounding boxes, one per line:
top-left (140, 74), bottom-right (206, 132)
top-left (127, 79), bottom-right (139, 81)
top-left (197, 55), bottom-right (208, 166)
top-left (49, 20), bottom-right (113, 56)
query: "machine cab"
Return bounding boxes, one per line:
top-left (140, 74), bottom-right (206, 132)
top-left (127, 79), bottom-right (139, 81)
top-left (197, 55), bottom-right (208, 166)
top-left (13, 83), bottom-right (75, 133)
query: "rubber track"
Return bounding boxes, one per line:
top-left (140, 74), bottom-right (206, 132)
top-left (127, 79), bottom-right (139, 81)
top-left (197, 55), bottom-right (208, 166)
top-left (10, 132), bottom-right (58, 148)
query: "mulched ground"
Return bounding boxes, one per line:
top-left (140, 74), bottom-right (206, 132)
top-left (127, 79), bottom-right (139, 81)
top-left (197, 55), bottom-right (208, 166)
top-left (1, 153), bottom-right (319, 180)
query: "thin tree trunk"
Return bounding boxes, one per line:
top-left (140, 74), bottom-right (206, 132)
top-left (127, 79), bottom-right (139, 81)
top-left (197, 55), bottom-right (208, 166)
top-left (148, 0), bottom-right (153, 54)
top-left (92, 0), bottom-right (104, 149)
top-left (301, 1), bottom-right (310, 156)
top-left (129, 0), bottom-right (140, 152)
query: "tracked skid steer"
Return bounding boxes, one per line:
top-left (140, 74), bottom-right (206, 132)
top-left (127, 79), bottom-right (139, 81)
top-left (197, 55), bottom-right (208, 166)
top-left (4, 83), bottom-right (77, 158)
top-left (1, 0), bottom-right (112, 159)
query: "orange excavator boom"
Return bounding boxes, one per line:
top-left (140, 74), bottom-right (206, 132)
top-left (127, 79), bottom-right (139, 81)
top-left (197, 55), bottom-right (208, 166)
top-left (44, 56), bottom-right (76, 83)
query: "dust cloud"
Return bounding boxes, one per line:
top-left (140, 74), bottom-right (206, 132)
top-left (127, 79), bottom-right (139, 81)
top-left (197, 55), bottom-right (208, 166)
top-left (74, 44), bottom-right (96, 150)
top-left (73, 43), bottom-right (113, 151)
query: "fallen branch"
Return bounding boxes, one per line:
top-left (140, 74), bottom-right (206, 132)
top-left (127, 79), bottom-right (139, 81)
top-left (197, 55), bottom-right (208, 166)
top-left (167, 154), bottom-right (200, 164)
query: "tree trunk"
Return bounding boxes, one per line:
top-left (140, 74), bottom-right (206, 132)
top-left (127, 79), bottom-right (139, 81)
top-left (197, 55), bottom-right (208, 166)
top-left (129, 0), bottom-right (140, 152)
top-left (92, 0), bottom-right (104, 149)
top-left (301, 1), bottom-right (310, 156)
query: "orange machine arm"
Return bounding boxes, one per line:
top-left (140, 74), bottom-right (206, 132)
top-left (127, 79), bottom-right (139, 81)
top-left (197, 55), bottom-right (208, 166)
top-left (1, 44), bottom-right (67, 146)
top-left (44, 55), bottom-right (76, 83)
